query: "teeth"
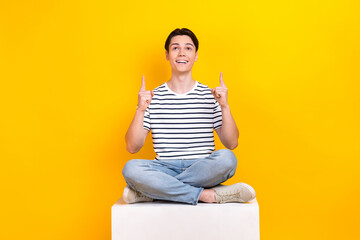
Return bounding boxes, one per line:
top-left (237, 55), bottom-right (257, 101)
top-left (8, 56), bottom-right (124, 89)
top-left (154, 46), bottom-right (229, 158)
top-left (177, 61), bottom-right (187, 63)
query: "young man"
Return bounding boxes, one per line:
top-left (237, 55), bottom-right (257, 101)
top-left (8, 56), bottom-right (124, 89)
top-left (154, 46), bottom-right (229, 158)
top-left (122, 28), bottom-right (256, 205)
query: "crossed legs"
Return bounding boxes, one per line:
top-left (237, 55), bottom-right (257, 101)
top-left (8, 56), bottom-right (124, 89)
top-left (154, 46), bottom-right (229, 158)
top-left (122, 149), bottom-right (237, 205)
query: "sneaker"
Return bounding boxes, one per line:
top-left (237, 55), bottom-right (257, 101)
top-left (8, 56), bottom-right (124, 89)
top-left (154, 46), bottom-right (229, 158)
top-left (122, 185), bottom-right (153, 204)
top-left (211, 183), bottom-right (256, 203)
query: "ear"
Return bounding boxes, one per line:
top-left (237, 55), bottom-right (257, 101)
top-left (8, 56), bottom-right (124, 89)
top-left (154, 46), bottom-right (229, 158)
top-left (165, 50), bottom-right (169, 60)
top-left (195, 51), bottom-right (198, 62)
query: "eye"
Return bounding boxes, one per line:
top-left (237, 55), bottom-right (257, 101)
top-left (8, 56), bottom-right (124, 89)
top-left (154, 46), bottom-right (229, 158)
top-left (186, 47), bottom-right (192, 50)
top-left (173, 47), bottom-right (178, 50)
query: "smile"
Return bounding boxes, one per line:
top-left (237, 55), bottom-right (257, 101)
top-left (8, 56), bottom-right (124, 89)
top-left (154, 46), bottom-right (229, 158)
top-left (176, 60), bottom-right (188, 64)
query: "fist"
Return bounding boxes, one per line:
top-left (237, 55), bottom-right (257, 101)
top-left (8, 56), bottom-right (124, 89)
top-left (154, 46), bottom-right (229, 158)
top-left (211, 72), bottom-right (228, 107)
top-left (137, 75), bottom-right (154, 111)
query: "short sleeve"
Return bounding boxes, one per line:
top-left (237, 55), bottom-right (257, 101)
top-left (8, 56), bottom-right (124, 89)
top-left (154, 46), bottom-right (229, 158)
top-left (213, 100), bottom-right (222, 130)
top-left (143, 106), bottom-right (151, 131)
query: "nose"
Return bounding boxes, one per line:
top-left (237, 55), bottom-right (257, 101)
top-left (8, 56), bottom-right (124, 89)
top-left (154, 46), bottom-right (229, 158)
top-left (178, 48), bottom-right (185, 56)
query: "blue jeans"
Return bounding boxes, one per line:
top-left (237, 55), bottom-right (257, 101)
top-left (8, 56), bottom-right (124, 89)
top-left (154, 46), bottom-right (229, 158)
top-left (122, 149), bottom-right (237, 205)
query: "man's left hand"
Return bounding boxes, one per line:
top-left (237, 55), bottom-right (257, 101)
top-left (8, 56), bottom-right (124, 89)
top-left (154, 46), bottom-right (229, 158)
top-left (211, 72), bottom-right (228, 107)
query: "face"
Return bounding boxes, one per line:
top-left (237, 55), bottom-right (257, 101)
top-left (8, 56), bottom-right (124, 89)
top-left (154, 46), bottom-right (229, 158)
top-left (165, 35), bottom-right (198, 73)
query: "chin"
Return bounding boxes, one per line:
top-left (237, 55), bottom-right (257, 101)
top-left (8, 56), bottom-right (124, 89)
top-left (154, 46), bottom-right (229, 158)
top-left (174, 69), bottom-right (191, 74)
top-left (177, 66), bottom-right (193, 72)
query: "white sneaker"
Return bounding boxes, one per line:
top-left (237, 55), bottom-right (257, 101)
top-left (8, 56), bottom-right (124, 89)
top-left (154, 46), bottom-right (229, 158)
top-left (122, 185), bottom-right (153, 204)
top-left (211, 183), bottom-right (256, 203)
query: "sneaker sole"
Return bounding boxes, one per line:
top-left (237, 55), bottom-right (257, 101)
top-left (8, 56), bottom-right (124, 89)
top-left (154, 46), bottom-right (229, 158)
top-left (122, 185), bottom-right (131, 203)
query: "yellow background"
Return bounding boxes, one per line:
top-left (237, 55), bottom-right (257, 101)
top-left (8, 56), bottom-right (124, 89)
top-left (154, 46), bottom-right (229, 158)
top-left (1, 0), bottom-right (359, 239)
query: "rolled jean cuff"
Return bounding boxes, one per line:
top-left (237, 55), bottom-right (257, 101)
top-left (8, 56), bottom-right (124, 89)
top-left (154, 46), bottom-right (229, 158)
top-left (192, 187), bottom-right (204, 205)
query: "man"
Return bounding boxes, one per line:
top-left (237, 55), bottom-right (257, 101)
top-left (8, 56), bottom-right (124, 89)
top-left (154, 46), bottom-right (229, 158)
top-left (122, 28), bottom-right (256, 205)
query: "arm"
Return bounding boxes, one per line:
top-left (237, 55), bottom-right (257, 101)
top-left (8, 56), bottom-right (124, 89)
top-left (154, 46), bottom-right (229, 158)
top-left (125, 109), bottom-right (150, 153)
top-left (125, 76), bottom-right (154, 154)
top-left (212, 72), bottom-right (239, 150)
top-left (215, 105), bottom-right (239, 149)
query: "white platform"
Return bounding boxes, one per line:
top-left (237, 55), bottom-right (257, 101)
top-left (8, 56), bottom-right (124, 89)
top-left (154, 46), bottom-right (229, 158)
top-left (112, 197), bottom-right (260, 240)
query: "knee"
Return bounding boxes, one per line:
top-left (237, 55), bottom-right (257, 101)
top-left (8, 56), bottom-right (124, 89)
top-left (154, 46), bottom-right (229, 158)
top-left (122, 159), bottom-right (142, 181)
top-left (217, 149), bottom-right (237, 172)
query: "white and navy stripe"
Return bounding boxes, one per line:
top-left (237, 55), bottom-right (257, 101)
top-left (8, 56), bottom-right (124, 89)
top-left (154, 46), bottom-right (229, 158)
top-left (144, 81), bottom-right (222, 160)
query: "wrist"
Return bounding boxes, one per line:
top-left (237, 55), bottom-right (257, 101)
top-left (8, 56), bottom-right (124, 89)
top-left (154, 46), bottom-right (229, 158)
top-left (136, 106), bottom-right (146, 113)
top-left (220, 103), bottom-right (230, 110)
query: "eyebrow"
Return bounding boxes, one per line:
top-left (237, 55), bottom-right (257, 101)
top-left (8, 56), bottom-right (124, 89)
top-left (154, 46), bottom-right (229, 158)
top-left (170, 43), bottom-right (194, 47)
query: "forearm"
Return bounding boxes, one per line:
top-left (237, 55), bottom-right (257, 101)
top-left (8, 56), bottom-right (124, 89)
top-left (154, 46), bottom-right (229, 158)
top-left (220, 104), bottom-right (239, 149)
top-left (125, 109), bottom-right (147, 153)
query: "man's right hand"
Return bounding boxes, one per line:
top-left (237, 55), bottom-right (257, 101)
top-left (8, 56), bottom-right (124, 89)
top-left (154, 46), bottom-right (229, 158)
top-left (137, 75), bottom-right (154, 111)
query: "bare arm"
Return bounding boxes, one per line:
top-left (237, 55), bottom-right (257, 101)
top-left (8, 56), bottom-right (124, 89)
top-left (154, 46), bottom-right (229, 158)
top-left (125, 76), bottom-right (154, 154)
top-left (215, 105), bottom-right (239, 149)
top-left (125, 109), bottom-right (150, 153)
top-left (212, 72), bottom-right (239, 150)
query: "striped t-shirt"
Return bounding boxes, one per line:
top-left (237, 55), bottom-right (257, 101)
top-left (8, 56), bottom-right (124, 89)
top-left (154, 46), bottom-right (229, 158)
top-left (143, 81), bottom-right (222, 160)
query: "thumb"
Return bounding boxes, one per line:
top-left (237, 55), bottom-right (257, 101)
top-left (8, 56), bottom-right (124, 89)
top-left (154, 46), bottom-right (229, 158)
top-left (211, 88), bottom-right (218, 98)
top-left (140, 75), bottom-right (146, 92)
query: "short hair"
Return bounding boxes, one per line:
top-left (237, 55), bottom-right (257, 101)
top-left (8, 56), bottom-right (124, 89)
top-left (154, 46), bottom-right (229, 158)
top-left (165, 28), bottom-right (199, 52)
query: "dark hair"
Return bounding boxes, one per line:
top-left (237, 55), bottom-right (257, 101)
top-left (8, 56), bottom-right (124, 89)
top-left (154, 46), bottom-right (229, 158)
top-left (165, 28), bottom-right (199, 52)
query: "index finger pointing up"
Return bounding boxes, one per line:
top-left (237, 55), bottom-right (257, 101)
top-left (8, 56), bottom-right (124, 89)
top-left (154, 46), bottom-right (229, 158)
top-left (140, 75), bottom-right (146, 92)
top-left (220, 72), bottom-right (226, 87)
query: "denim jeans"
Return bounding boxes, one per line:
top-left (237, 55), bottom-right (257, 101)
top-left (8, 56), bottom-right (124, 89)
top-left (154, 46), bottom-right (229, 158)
top-left (122, 149), bottom-right (237, 205)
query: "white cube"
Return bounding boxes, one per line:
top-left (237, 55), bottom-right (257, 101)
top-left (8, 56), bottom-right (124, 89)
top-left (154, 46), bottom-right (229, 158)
top-left (112, 197), bottom-right (260, 240)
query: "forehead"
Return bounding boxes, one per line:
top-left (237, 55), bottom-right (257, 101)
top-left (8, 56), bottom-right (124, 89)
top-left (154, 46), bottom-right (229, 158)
top-left (170, 35), bottom-right (194, 45)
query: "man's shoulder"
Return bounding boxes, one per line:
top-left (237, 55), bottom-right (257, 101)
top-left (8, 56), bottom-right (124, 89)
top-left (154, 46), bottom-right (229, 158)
top-left (153, 82), bottom-right (166, 92)
top-left (196, 81), bottom-right (211, 92)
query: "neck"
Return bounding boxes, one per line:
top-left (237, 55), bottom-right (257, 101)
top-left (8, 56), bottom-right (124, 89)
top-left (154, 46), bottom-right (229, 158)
top-left (167, 71), bottom-right (195, 94)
